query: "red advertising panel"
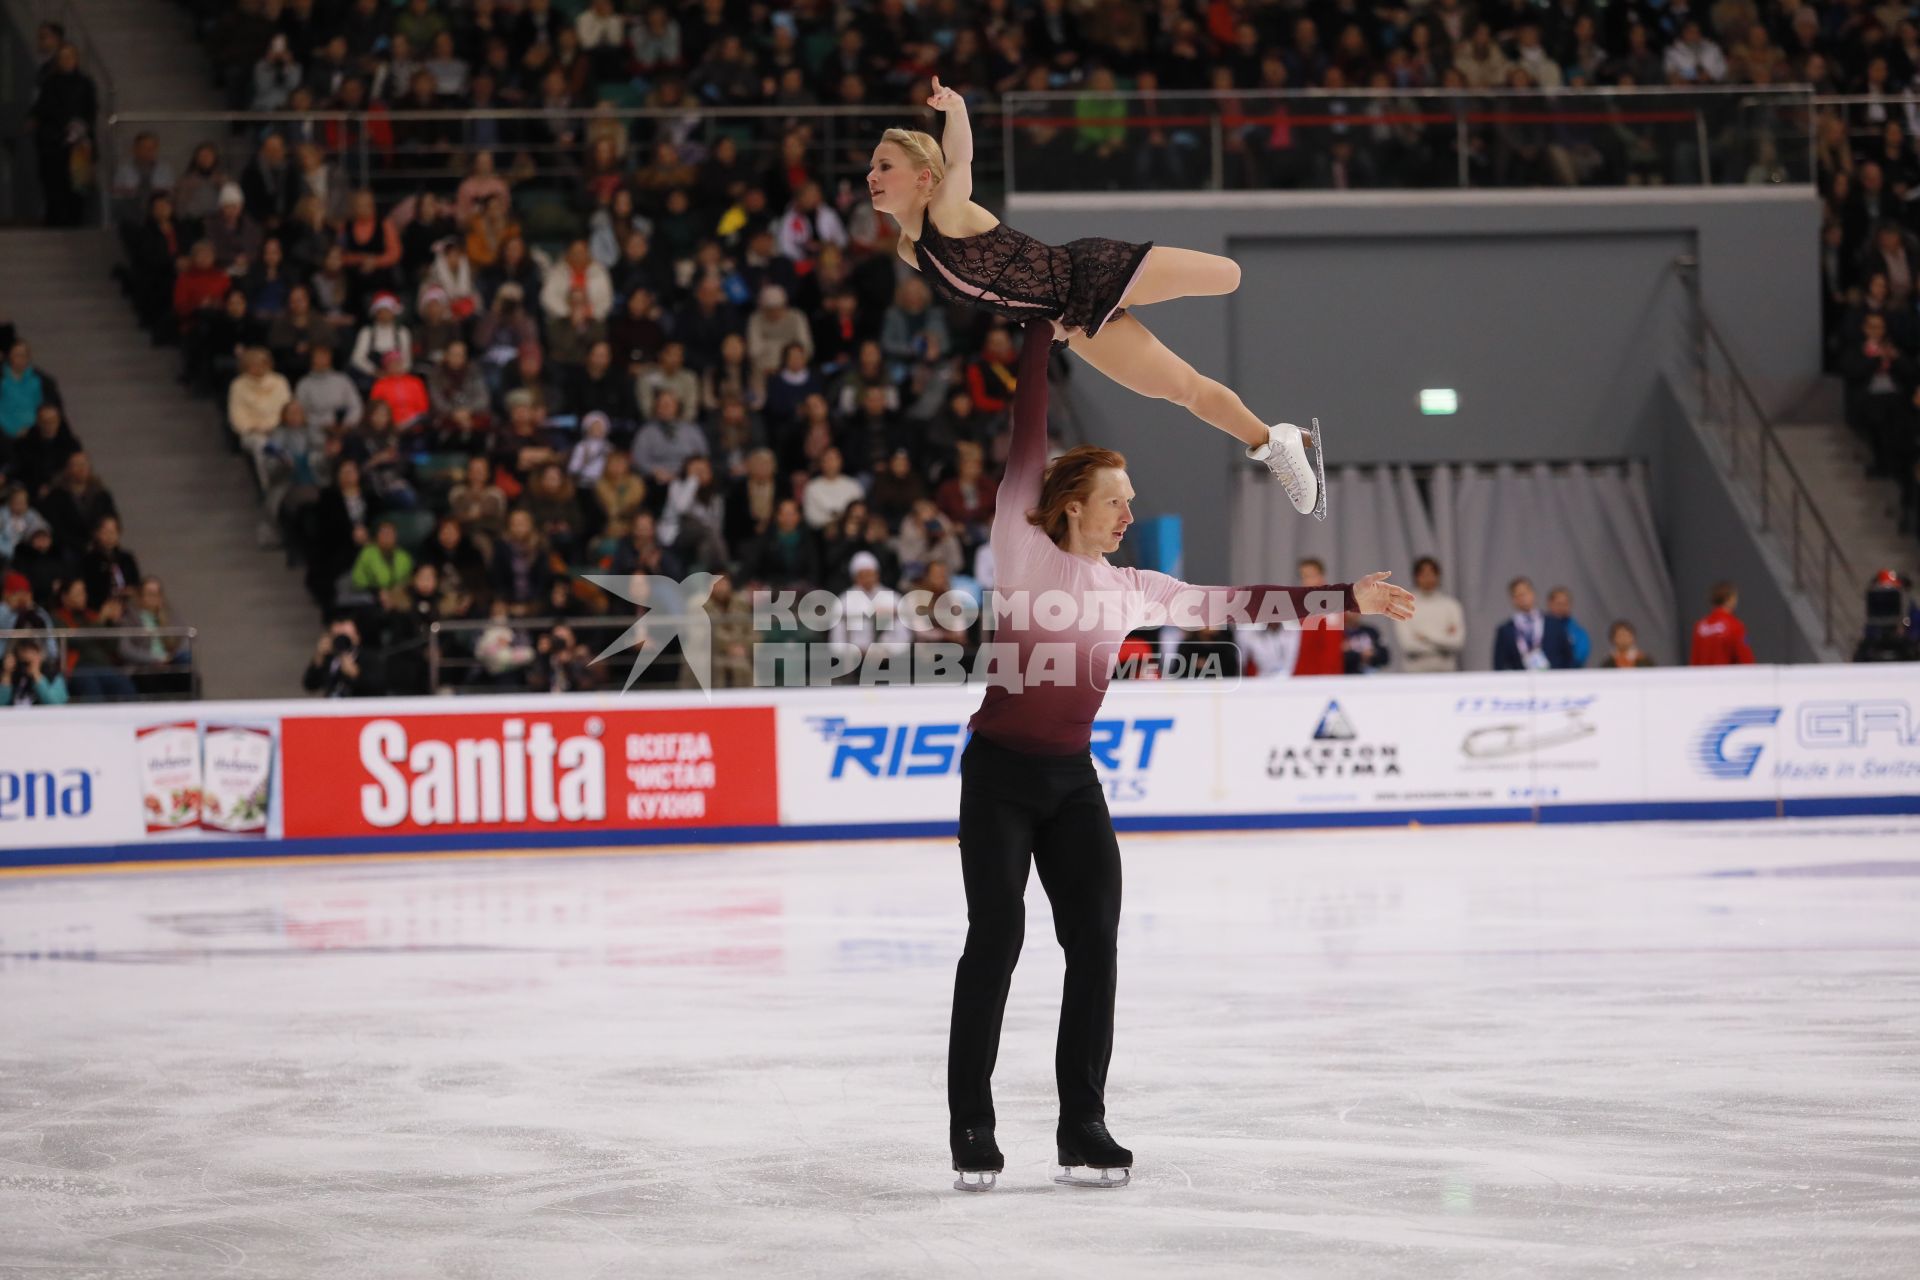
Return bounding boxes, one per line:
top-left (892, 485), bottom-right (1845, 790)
top-left (281, 707), bottom-right (778, 838)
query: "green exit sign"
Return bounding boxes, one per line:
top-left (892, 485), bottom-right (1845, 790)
top-left (1420, 389), bottom-right (1459, 415)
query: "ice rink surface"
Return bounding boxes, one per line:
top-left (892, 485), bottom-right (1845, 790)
top-left (2, 819), bottom-right (1917, 1280)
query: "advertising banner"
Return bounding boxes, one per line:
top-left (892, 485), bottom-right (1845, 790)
top-left (5, 666), bottom-right (1919, 869)
top-left (0, 721), bottom-right (143, 846)
top-left (1763, 667), bottom-right (1920, 801)
top-left (1215, 681), bottom-right (1510, 815)
top-left (280, 705), bottom-right (778, 838)
top-left (1, 717), bottom-right (280, 852)
top-left (1638, 670), bottom-right (1784, 805)
top-left (200, 725), bottom-right (276, 834)
top-left (774, 684), bottom-right (1217, 825)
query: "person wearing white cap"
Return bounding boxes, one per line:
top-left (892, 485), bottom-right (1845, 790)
top-left (828, 549), bottom-right (908, 665)
top-left (746, 283), bottom-right (811, 380)
top-left (206, 181), bottom-right (263, 269)
top-left (349, 294), bottom-right (414, 381)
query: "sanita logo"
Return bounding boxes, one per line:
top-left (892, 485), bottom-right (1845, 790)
top-left (808, 717), bottom-right (1174, 779)
top-left (1693, 707), bottom-right (1780, 779)
top-left (359, 717), bottom-right (608, 827)
top-left (0, 768), bottom-right (95, 821)
top-left (1270, 701), bottom-right (1400, 779)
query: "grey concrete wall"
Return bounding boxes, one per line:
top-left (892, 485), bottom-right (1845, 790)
top-left (1011, 187), bottom-right (1820, 583)
top-left (1645, 377), bottom-right (1831, 664)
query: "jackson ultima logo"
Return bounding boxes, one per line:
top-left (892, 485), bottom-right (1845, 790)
top-left (282, 707), bottom-right (778, 838)
top-left (1266, 700), bottom-right (1401, 780)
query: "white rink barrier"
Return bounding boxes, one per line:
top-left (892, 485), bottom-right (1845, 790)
top-left (2, 666), bottom-right (1917, 871)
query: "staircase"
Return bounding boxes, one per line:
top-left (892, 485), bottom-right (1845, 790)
top-left (1775, 377), bottom-right (1920, 593)
top-left (0, 229), bottom-right (318, 698)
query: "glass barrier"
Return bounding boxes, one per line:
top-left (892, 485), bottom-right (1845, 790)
top-left (1002, 88), bottom-right (1815, 193)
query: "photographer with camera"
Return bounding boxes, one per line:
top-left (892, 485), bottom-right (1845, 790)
top-left (301, 617), bottom-right (384, 697)
top-left (1854, 570), bottom-right (1920, 662)
top-left (528, 622), bottom-right (599, 694)
top-left (2, 636), bottom-right (68, 705)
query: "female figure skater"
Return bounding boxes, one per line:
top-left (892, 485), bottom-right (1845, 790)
top-left (870, 78), bottom-right (1327, 519)
top-left (948, 320), bottom-right (1413, 1192)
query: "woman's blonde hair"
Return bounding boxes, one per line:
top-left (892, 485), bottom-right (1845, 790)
top-left (880, 128), bottom-right (946, 188)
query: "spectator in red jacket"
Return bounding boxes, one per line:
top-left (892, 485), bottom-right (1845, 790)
top-left (172, 240), bottom-right (231, 322)
top-left (369, 349), bottom-right (431, 431)
top-left (966, 328), bottom-right (1018, 414)
top-left (1293, 556), bottom-right (1346, 675)
top-left (1690, 581), bottom-right (1755, 665)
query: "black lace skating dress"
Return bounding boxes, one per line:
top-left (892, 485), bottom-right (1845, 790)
top-left (912, 214), bottom-right (1153, 340)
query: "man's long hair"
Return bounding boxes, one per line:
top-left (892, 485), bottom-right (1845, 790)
top-left (1029, 446), bottom-right (1127, 546)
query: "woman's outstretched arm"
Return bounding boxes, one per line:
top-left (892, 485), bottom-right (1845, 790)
top-left (927, 76), bottom-right (974, 206)
top-left (988, 320), bottom-right (1057, 547)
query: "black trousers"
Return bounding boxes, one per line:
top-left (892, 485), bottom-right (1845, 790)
top-left (948, 734), bottom-right (1122, 1133)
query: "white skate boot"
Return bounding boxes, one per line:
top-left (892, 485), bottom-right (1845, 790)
top-left (1247, 418), bottom-right (1327, 521)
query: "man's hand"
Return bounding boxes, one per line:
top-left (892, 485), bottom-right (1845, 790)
top-left (1354, 571), bottom-right (1415, 620)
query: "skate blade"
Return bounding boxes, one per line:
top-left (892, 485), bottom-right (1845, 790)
top-left (1308, 416), bottom-right (1328, 522)
top-left (953, 1171), bottom-right (998, 1193)
top-left (1053, 1165), bottom-right (1130, 1189)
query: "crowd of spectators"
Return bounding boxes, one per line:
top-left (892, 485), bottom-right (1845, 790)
top-left (0, 325), bottom-right (193, 704)
top-left (27, 2), bottom-right (1912, 695)
top-left (1824, 114), bottom-right (1920, 546)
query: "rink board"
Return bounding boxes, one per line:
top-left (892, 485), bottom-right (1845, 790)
top-left (3, 666), bottom-right (1918, 870)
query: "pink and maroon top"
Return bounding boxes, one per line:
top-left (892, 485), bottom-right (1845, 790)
top-left (967, 321), bottom-right (1356, 756)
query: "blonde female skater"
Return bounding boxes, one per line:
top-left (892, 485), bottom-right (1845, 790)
top-left (870, 77), bottom-right (1325, 518)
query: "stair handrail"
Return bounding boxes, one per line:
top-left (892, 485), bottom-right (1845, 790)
top-left (1673, 255), bottom-right (1858, 650)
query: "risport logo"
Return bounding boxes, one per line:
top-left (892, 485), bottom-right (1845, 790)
top-left (0, 768), bottom-right (94, 822)
top-left (807, 716), bottom-right (1176, 796)
top-left (1693, 707), bottom-right (1780, 779)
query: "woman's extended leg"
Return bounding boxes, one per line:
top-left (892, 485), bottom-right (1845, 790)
top-left (1066, 310), bottom-right (1285, 448)
top-left (1117, 246), bottom-right (1241, 309)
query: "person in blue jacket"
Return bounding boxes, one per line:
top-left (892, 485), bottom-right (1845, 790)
top-left (1492, 577), bottom-right (1576, 671)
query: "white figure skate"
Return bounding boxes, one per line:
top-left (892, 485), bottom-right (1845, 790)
top-left (1247, 418), bottom-right (1327, 521)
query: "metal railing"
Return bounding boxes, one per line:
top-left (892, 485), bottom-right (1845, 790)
top-left (0, 625), bottom-right (199, 701)
top-left (104, 103), bottom-right (1007, 227)
top-left (1002, 86), bottom-right (1816, 194)
top-left (1673, 259), bottom-right (1856, 650)
top-left (427, 613), bottom-right (690, 693)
